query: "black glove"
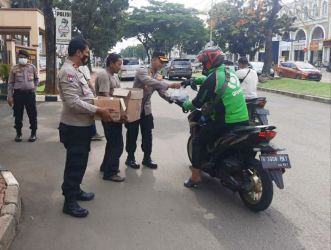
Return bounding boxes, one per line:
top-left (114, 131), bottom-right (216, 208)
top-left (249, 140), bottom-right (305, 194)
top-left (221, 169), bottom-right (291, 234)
top-left (180, 79), bottom-right (192, 88)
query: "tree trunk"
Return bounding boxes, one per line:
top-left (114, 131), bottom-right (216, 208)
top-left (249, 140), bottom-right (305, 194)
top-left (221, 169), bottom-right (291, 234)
top-left (42, 0), bottom-right (57, 94)
top-left (262, 0), bottom-right (281, 76)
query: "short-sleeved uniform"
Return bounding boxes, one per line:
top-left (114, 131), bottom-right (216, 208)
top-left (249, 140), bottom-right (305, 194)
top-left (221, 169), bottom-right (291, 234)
top-left (95, 69), bottom-right (123, 178)
top-left (7, 63), bottom-right (39, 133)
top-left (58, 59), bottom-right (98, 199)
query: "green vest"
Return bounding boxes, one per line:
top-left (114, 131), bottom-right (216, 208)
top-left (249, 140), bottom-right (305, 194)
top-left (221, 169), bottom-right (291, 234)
top-left (212, 65), bottom-right (249, 123)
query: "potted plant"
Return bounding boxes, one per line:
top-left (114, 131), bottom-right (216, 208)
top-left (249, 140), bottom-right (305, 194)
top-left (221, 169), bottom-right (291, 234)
top-left (0, 64), bottom-right (11, 95)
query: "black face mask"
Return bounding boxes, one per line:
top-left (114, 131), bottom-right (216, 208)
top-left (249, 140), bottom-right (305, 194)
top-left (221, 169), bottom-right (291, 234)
top-left (81, 56), bottom-right (89, 66)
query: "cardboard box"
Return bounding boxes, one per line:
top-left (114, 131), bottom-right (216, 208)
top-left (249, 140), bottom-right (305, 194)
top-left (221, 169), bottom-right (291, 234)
top-left (94, 96), bottom-right (122, 121)
top-left (112, 88), bottom-right (143, 123)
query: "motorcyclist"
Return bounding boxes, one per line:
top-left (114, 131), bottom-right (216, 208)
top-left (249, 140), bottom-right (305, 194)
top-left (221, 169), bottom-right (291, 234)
top-left (180, 47), bottom-right (249, 188)
top-left (236, 57), bottom-right (258, 100)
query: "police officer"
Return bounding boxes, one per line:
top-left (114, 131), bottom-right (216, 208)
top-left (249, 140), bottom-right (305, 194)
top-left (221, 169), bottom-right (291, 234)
top-left (95, 53), bottom-right (125, 182)
top-left (7, 49), bottom-right (39, 142)
top-left (125, 52), bottom-right (180, 169)
top-left (58, 38), bottom-right (114, 218)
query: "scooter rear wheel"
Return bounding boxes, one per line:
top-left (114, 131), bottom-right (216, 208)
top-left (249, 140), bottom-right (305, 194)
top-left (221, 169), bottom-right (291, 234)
top-left (239, 159), bottom-right (273, 212)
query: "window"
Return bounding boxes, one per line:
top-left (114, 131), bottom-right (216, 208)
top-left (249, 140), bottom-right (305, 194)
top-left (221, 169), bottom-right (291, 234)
top-left (312, 3), bottom-right (318, 17)
top-left (303, 6), bottom-right (308, 20)
top-left (322, 1), bottom-right (327, 16)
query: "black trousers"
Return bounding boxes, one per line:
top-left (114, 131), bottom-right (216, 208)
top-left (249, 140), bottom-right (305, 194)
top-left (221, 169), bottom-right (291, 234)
top-left (59, 123), bottom-right (93, 200)
top-left (125, 114), bottom-right (154, 159)
top-left (101, 122), bottom-right (123, 177)
top-left (13, 89), bottom-right (37, 133)
top-left (192, 120), bottom-right (249, 168)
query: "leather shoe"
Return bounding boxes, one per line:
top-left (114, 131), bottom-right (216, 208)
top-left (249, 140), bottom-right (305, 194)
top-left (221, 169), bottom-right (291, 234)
top-left (15, 135), bottom-right (22, 142)
top-left (63, 200), bottom-right (89, 218)
top-left (28, 134), bottom-right (37, 142)
top-left (125, 158), bottom-right (140, 169)
top-left (76, 190), bottom-right (95, 201)
top-left (142, 158), bottom-right (158, 169)
top-left (103, 174), bottom-right (125, 182)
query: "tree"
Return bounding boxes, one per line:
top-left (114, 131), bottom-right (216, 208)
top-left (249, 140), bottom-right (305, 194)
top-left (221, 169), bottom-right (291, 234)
top-left (212, 0), bottom-right (296, 75)
top-left (54, 0), bottom-right (129, 57)
top-left (120, 44), bottom-right (147, 61)
top-left (39, 0), bottom-right (57, 94)
top-left (123, 0), bottom-right (208, 62)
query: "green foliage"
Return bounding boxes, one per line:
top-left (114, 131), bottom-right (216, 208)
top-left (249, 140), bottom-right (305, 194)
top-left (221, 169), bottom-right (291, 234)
top-left (0, 64), bottom-right (11, 84)
top-left (120, 44), bottom-right (147, 61)
top-left (123, 0), bottom-right (208, 58)
top-left (54, 0), bottom-right (129, 57)
top-left (212, 0), bottom-right (296, 57)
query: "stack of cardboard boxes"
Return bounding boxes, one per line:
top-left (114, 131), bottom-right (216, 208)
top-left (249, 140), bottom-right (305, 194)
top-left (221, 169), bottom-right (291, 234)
top-left (94, 88), bottom-right (143, 123)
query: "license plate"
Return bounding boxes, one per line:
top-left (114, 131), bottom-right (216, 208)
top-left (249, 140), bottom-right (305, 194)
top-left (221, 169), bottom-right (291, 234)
top-left (260, 154), bottom-right (291, 169)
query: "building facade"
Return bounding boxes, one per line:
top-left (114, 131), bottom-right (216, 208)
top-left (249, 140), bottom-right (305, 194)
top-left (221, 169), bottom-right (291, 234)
top-left (0, 6), bottom-right (46, 75)
top-left (278, 0), bottom-right (330, 65)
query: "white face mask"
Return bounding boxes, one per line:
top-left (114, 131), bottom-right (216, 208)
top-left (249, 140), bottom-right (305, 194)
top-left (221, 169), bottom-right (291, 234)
top-left (18, 58), bottom-right (28, 65)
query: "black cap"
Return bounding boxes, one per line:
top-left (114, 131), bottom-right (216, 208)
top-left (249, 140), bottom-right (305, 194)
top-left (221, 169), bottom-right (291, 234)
top-left (238, 57), bottom-right (248, 65)
top-left (152, 51), bottom-right (169, 63)
top-left (18, 50), bottom-right (29, 58)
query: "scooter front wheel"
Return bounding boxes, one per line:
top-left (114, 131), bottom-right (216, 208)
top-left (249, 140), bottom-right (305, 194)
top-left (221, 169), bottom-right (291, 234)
top-left (187, 136), bottom-right (193, 164)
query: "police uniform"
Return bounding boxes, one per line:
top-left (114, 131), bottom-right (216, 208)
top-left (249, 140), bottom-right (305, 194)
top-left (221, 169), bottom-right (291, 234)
top-left (95, 69), bottom-right (123, 179)
top-left (8, 63), bottom-right (39, 136)
top-left (125, 67), bottom-right (171, 166)
top-left (58, 59), bottom-right (97, 201)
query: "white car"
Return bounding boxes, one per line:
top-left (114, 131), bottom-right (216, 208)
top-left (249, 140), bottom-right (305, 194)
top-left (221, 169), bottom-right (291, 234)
top-left (118, 58), bottom-right (141, 80)
top-left (249, 61), bottom-right (274, 77)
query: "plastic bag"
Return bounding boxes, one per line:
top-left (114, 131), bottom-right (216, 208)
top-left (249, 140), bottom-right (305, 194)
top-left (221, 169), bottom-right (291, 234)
top-left (170, 88), bottom-right (189, 102)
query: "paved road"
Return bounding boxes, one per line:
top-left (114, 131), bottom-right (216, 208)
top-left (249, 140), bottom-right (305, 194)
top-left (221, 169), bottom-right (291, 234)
top-left (0, 84), bottom-right (330, 250)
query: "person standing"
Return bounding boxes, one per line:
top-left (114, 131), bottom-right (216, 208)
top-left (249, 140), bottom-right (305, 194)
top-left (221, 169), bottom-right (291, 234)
top-left (95, 53), bottom-right (125, 182)
top-left (236, 57), bottom-right (258, 100)
top-left (7, 49), bottom-right (39, 142)
top-left (58, 38), bottom-right (114, 218)
top-left (125, 52), bottom-right (180, 169)
top-left (78, 65), bottom-right (104, 141)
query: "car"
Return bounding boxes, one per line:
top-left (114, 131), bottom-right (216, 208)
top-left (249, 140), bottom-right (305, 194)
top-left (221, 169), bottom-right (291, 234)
top-left (248, 61), bottom-right (274, 77)
top-left (161, 59), bottom-right (192, 80)
top-left (118, 58), bottom-right (141, 80)
top-left (278, 61), bottom-right (322, 81)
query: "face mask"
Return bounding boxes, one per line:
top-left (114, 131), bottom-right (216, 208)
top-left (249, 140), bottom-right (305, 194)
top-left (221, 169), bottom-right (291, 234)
top-left (18, 58), bottom-right (28, 65)
top-left (81, 56), bottom-right (89, 65)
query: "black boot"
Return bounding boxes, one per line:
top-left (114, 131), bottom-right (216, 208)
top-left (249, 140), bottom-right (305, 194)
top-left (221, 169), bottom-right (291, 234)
top-left (63, 199), bottom-right (89, 218)
top-left (28, 130), bottom-right (37, 142)
top-left (142, 156), bottom-right (158, 169)
top-left (15, 134), bottom-right (22, 142)
top-left (76, 190), bottom-right (95, 201)
top-left (125, 156), bottom-right (140, 169)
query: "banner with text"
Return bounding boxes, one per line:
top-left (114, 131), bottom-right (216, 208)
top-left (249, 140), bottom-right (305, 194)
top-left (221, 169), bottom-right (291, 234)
top-left (56, 10), bottom-right (72, 45)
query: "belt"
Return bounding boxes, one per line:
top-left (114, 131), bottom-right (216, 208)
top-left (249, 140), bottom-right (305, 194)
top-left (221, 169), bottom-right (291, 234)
top-left (14, 89), bottom-right (35, 93)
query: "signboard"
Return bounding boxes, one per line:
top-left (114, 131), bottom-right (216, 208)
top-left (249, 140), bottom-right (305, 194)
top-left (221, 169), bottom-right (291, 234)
top-left (293, 40), bottom-right (306, 50)
top-left (56, 10), bottom-right (72, 45)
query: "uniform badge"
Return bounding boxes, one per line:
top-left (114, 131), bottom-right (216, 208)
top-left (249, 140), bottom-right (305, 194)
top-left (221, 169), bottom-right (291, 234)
top-left (67, 74), bottom-right (74, 82)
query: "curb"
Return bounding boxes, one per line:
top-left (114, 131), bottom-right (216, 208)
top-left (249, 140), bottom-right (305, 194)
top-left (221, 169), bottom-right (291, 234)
top-left (0, 171), bottom-right (21, 250)
top-left (257, 87), bottom-right (331, 104)
top-left (0, 94), bottom-right (61, 102)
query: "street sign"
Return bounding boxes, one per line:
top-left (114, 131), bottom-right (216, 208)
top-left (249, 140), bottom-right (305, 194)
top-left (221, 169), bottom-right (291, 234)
top-left (56, 10), bottom-right (72, 45)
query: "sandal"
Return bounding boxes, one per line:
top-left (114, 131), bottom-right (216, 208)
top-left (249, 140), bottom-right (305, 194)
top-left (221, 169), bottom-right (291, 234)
top-left (184, 178), bottom-right (200, 188)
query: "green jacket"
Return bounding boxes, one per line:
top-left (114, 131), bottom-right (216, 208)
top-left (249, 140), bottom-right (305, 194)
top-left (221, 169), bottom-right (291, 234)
top-left (184, 65), bottom-right (248, 124)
